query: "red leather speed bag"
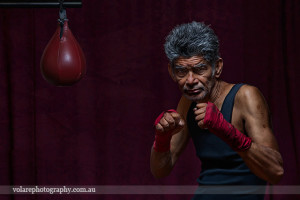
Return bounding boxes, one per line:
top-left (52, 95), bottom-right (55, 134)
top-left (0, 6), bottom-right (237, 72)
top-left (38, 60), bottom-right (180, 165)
top-left (40, 20), bottom-right (86, 86)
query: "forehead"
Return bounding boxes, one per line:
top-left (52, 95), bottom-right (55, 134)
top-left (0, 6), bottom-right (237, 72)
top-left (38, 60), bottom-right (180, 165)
top-left (174, 56), bottom-right (208, 66)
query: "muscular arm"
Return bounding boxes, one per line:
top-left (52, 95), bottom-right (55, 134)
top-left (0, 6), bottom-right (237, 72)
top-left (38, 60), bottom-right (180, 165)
top-left (150, 96), bottom-right (191, 178)
top-left (236, 85), bottom-right (284, 184)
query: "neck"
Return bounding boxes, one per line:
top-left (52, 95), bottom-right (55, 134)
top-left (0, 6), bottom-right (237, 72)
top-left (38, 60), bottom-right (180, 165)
top-left (208, 79), bottom-right (223, 104)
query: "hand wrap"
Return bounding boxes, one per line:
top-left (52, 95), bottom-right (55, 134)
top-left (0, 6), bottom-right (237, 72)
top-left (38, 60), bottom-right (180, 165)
top-left (203, 102), bottom-right (252, 151)
top-left (153, 109), bottom-right (177, 152)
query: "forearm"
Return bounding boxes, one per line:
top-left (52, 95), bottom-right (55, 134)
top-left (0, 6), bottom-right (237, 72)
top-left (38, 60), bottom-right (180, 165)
top-left (150, 132), bottom-right (189, 179)
top-left (238, 142), bottom-right (284, 184)
top-left (151, 108), bottom-right (187, 179)
top-left (150, 147), bottom-right (174, 178)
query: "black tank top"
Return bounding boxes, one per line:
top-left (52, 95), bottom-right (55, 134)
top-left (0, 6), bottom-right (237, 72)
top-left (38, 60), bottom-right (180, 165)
top-left (187, 83), bottom-right (266, 200)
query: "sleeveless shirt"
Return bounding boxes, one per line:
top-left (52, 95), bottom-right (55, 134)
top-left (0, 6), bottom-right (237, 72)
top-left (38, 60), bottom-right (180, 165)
top-left (187, 84), bottom-right (266, 200)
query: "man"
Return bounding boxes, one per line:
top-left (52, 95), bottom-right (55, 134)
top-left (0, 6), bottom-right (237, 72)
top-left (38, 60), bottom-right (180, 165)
top-left (150, 22), bottom-right (284, 200)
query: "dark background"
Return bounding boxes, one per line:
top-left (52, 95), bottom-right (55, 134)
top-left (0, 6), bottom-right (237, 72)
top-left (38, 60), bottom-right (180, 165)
top-left (0, 0), bottom-right (299, 200)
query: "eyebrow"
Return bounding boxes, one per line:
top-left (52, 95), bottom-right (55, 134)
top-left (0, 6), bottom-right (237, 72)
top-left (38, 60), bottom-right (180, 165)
top-left (194, 63), bottom-right (207, 67)
top-left (174, 63), bottom-right (207, 68)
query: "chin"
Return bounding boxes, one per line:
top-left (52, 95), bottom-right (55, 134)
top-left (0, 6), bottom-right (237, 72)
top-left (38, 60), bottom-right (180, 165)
top-left (183, 92), bottom-right (207, 102)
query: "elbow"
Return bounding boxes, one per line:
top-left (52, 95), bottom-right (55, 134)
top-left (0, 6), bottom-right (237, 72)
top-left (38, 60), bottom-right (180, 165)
top-left (152, 172), bottom-right (167, 179)
top-left (269, 153), bottom-right (284, 185)
top-left (150, 167), bottom-right (171, 179)
top-left (269, 167), bottom-right (284, 185)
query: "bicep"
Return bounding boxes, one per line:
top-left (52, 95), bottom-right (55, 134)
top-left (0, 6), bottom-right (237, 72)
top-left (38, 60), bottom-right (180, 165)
top-left (241, 86), bottom-right (279, 151)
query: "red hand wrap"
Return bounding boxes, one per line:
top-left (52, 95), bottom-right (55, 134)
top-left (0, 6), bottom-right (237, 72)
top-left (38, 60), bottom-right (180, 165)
top-left (153, 109), bottom-right (177, 152)
top-left (203, 102), bottom-right (252, 151)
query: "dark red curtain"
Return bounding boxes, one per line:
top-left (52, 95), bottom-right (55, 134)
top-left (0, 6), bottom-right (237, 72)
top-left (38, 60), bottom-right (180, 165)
top-left (0, 0), bottom-right (299, 200)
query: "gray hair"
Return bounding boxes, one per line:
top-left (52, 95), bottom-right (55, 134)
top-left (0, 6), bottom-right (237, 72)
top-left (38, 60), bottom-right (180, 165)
top-left (164, 21), bottom-right (220, 66)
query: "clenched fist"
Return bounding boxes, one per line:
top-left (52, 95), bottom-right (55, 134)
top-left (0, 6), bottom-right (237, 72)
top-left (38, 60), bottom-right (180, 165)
top-left (155, 110), bottom-right (185, 134)
top-left (153, 109), bottom-right (185, 152)
top-left (193, 103), bottom-right (209, 129)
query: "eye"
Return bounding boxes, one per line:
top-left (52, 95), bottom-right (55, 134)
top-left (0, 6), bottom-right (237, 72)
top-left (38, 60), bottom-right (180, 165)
top-left (193, 64), bottom-right (206, 75)
top-left (174, 66), bottom-right (188, 77)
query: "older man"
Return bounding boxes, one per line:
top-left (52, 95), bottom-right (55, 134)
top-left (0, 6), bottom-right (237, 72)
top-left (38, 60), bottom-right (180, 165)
top-left (150, 22), bottom-right (284, 200)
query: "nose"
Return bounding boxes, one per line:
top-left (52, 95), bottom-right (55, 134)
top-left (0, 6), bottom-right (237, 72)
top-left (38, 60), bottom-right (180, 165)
top-left (186, 71), bottom-right (198, 86)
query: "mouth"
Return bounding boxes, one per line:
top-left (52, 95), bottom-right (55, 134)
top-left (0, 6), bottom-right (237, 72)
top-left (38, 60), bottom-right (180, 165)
top-left (185, 89), bottom-right (202, 95)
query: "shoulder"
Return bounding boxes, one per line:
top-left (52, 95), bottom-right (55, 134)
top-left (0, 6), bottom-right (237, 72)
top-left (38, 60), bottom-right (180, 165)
top-left (236, 84), bottom-right (267, 106)
top-left (235, 84), bottom-right (270, 119)
top-left (236, 84), bottom-right (262, 98)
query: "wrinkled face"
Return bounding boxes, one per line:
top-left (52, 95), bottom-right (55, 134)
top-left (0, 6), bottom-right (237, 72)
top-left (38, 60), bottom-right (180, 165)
top-left (170, 56), bottom-right (216, 102)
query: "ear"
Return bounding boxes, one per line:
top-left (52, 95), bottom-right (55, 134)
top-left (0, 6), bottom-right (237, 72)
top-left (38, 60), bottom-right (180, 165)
top-left (214, 58), bottom-right (223, 78)
top-left (168, 63), bottom-right (177, 82)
